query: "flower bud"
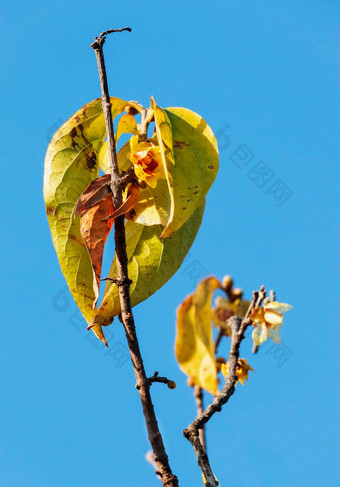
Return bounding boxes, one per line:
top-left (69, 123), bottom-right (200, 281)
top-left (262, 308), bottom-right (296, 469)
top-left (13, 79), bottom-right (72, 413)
top-left (125, 105), bottom-right (139, 116)
top-left (232, 288), bottom-right (243, 299)
top-left (167, 380), bottom-right (176, 390)
top-left (222, 275), bottom-right (233, 291)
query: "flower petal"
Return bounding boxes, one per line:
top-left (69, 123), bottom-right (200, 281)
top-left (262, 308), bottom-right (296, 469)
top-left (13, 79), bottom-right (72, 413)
top-left (264, 311), bottom-right (283, 326)
top-left (129, 134), bottom-right (139, 152)
top-left (268, 325), bottom-right (282, 344)
top-left (265, 301), bottom-right (293, 314)
top-left (252, 323), bottom-right (268, 345)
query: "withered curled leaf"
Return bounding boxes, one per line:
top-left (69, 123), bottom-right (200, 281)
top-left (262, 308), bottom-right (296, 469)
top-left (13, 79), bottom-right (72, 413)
top-left (103, 183), bottom-right (140, 221)
top-left (75, 174), bottom-right (112, 216)
top-left (79, 195), bottom-right (114, 306)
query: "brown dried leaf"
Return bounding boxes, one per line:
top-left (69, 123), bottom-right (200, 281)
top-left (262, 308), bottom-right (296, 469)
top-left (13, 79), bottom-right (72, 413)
top-left (104, 183), bottom-right (140, 221)
top-left (80, 195), bottom-right (114, 306)
top-left (75, 174), bottom-right (111, 216)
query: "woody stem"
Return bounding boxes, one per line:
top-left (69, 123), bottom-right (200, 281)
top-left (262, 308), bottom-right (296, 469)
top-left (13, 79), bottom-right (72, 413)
top-left (183, 287), bottom-right (266, 487)
top-left (91, 29), bottom-right (179, 487)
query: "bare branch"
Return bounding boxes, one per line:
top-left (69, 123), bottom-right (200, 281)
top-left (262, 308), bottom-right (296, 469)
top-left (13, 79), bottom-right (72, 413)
top-left (91, 30), bottom-right (178, 487)
top-left (194, 386), bottom-right (207, 453)
top-left (184, 286), bottom-right (266, 486)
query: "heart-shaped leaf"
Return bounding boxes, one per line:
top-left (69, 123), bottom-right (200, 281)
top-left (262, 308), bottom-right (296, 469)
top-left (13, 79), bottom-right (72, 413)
top-left (44, 97), bottom-right (127, 343)
top-left (44, 96), bottom-right (218, 346)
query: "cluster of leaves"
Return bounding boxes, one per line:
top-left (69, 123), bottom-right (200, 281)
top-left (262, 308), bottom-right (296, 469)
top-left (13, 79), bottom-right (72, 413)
top-left (44, 96), bottom-right (219, 344)
top-left (175, 275), bottom-right (292, 394)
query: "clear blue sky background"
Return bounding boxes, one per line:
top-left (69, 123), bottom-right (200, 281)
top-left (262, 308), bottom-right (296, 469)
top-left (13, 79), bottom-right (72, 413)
top-left (1, 1), bottom-right (339, 486)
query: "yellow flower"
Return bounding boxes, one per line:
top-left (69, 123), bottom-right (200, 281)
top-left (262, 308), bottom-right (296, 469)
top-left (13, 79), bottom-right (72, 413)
top-left (128, 135), bottom-right (165, 189)
top-left (213, 296), bottom-right (250, 335)
top-left (250, 298), bottom-right (292, 346)
top-left (221, 358), bottom-right (254, 386)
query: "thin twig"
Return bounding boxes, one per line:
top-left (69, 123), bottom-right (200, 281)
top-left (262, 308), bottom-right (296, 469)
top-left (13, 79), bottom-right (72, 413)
top-left (183, 286), bottom-right (266, 487)
top-left (253, 288), bottom-right (274, 354)
top-left (193, 386), bottom-right (207, 452)
top-left (147, 371), bottom-right (176, 389)
top-left (97, 27), bottom-right (132, 39)
top-left (193, 327), bottom-right (224, 456)
top-left (91, 29), bottom-right (178, 487)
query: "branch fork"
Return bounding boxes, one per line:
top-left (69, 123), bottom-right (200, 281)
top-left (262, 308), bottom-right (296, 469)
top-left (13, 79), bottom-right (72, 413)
top-left (184, 286), bottom-right (266, 487)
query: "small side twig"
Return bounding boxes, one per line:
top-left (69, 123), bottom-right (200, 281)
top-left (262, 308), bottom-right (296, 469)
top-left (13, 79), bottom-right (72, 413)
top-left (147, 371), bottom-right (176, 390)
top-left (183, 286), bottom-right (266, 487)
top-left (120, 167), bottom-right (137, 188)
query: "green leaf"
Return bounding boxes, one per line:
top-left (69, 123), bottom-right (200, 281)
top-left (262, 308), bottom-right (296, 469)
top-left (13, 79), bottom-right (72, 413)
top-left (151, 97), bottom-right (218, 238)
top-left (43, 97), bottom-right (127, 344)
top-left (161, 106), bottom-right (219, 238)
top-left (90, 203), bottom-right (205, 328)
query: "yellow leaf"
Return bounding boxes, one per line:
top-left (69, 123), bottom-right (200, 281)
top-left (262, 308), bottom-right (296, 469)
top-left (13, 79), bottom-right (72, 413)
top-left (151, 97), bottom-right (219, 238)
top-left (161, 106), bottom-right (219, 237)
top-left (99, 99), bottom-right (219, 234)
top-left (116, 113), bottom-right (137, 141)
top-left (44, 97), bottom-right (127, 344)
top-left (175, 277), bottom-right (221, 395)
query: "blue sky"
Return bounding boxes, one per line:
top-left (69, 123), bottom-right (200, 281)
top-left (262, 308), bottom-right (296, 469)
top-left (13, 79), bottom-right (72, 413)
top-left (1, 1), bottom-right (339, 486)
